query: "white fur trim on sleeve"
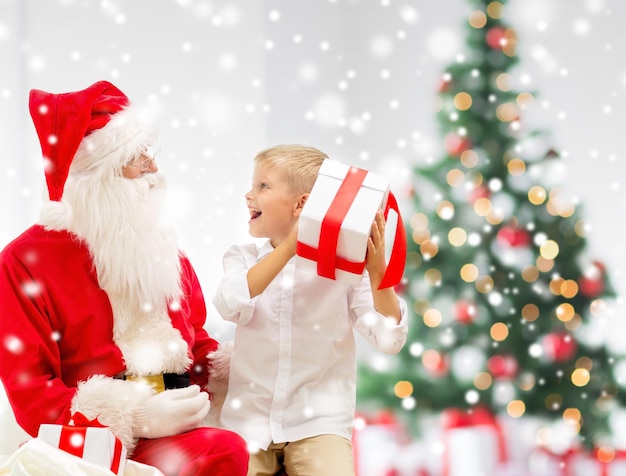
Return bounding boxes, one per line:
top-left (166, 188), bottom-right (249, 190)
top-left (204, 341), bottom-right (233, 428)
top-left (70, 375), bottom-right (154, 452)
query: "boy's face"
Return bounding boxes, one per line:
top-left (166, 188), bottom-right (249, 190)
top-left (246, 162), bottom-right (301, 246)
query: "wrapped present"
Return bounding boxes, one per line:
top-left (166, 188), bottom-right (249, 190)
top-left (562, 447), bottom-right (626, 476)
top-left (390, 441), bottom-right (433, 476)
top-left (604, 450), bottom-right (626, 476)
top-left (37, 413), bottom-right (126, 475)
top-left (528, 418), bottom-right (583, 476)
top-left (527, 446), bottom-right (583, 476)
top-left (352, 410), bottom-right (408, 476)
top-left (296, 159), bottom-right (406, 288)
top-left (591, 448), bottom-right (626, 476)
top-left (441, 407), bottom-right (507, 476)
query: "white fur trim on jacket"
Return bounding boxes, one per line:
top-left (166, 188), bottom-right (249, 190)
top-left (109, 299), bottom-right (192, 376)
top-left (204, 341), bottom-right (233, 428)
top-left (71, 104), bottom-right (158, 175)
top-left (70, 375), bottom-right (154, 453)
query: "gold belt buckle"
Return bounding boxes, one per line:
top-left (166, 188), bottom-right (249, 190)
top-left (126, 374), bottom-right (166, 393)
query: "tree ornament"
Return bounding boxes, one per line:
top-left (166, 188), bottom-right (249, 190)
top-left (439, 75), bottom-right (453, 93)
top-left (542, 332), bottom-right (578, 363)
top-left (469, 185), bottom-right (490, 204)
top-left (496, 225), bottom-right (531, 247)
top-left (486, 26), bottom-right (506, 50)
top-left (422, 349), bottom-right (449, 377)
top-left (444, 132), bottom-right (472, 156)
top-left (453, 299), bottom-right (477, 324)
top-left (578, 261), bottom-right (606, 298)
top-left (487, 354), bottom-right (519, 379)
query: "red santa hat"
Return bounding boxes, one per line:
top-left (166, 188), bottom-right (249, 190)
top-left (29, 80), bottom-right (157, 226)
top-left (29, 81), bottom-right (156, 228)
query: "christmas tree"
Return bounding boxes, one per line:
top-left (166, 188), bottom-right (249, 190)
top-left (357, 0), bottom-right (620, 450)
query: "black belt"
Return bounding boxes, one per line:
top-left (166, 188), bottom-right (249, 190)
top-left (163, 372), bottom-right (190, 389)
top-left (114, 372), bottom-right (190, 393)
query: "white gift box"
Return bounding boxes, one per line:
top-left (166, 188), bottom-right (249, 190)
top-left (296, 159), bottom-right (390, 286)
top-left (562, 451), bottom-right (626, 476)
top-left (441, 408), bottom-right (508, 476)
top-left (38, 422), bottom-right (126, 475)
top-left (352, 412), bottom-right (407, 476)
top-left (445, 426), bottom-right (500, 476)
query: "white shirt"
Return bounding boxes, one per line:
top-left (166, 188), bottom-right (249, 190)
top-left (212, 240), bottom-right (408, 451)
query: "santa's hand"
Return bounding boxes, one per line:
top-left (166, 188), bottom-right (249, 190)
top-left (132, 385), bottom-right (210, 439)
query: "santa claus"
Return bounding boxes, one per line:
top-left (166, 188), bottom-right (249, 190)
top-left (0, 81), bottom-right (248, 475)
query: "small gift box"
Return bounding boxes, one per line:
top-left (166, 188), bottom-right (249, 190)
top-left (600, 450), bottom-right (626, 476)
top-left (441, 407), bottom-right (508, 476)
top-left (37, 413), bottom-right (126, 475)
top-left (296, 159), bottom-right (405, 288)
top-left (352, 410), bottom-right (408, 476)
top-left (527, 446), bottom-right (582, 476)
top-left (575, 448), bottom-right (626, 476)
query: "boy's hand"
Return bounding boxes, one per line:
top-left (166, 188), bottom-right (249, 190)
top-left (366, 209), bottom-right (402, 323)
top-left (365, 210), bottom-right (387, 288)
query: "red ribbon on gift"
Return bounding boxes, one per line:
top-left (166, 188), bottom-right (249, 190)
top-left (441, 407), bottom-right (508, 476)
top-left (379, 190), bottom-right (406, 290)
top-left (72, 412), bottom-right (105, 427)
top-left (58, 424), bottom-right (88, 459)
top-left (317, 166), bottom-right (368, 280)
top-left (597, 448), bottom-right (626, 476)
top-left (535, 446), bottom-right (581, 476)
top-left (61, 412), bottom-right (125, 475)
top-left (353, 411), bottom-right (407, 476)
top-left (296, 166), bottom-right (406, 289)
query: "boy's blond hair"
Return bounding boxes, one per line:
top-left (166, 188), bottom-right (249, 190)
top-left (254, 144), bottom-right (328, 196)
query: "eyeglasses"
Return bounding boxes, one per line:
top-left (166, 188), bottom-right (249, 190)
top-left (128, 146), bottom-right (160, 172)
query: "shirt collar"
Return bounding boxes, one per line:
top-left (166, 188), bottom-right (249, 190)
top-left (258, 239), bottom-right (275, 258)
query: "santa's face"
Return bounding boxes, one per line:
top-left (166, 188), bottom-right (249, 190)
top-left (120, 148), bottom-right (159, 179)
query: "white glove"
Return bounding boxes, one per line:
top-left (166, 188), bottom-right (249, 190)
top-left (132, 385), bottom-right (210, 439)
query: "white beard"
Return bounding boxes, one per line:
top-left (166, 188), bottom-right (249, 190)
top-left (62, 172), bottom-right (191, 375)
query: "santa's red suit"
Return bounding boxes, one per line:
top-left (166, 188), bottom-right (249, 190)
top-left (0, 224), bottom-right (210, 434)
top-left (0, 81), bottom-right (248, 476)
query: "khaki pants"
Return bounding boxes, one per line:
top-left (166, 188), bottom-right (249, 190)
top-left (248, 434), bottom-right (355, 476)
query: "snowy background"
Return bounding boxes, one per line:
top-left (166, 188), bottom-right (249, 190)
top-left (1, 0), bottom-right (626, 458)
top-left (1, 0), bottom-right (625, 338)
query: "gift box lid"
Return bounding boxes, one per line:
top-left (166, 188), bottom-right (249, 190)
top-left (297, 160), bottom-right (390, 281)
top-left (303, 160), bottom-right (390, 224)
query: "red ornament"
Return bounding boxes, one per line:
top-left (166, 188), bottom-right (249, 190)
top-left (439, 76), bottom-right (452, 93)
top-left (392, 280), bottom-right (407, 296)
top-left (578, 276), bottom-right (604, 298)
top-left (453, 300), bottom-right (477, 324)
top-left (578, 261), bottom-right (606, 298)
top-left (444, 133), bottom-right (472, 156)
top-left (422, 350), bottom-right (449, 377)
top-left (469, 185), bottom-right (490, 204)
top-left (487, 354), bottom-right (519, 379)
top-left (496, 226), bottom-right (531, 247)
top-left (542, 332), bottom-right (577, 363)
top-left (367, 409), bottom-right (398, 426)
top-left (486, 27), bottom-right (506, 49)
